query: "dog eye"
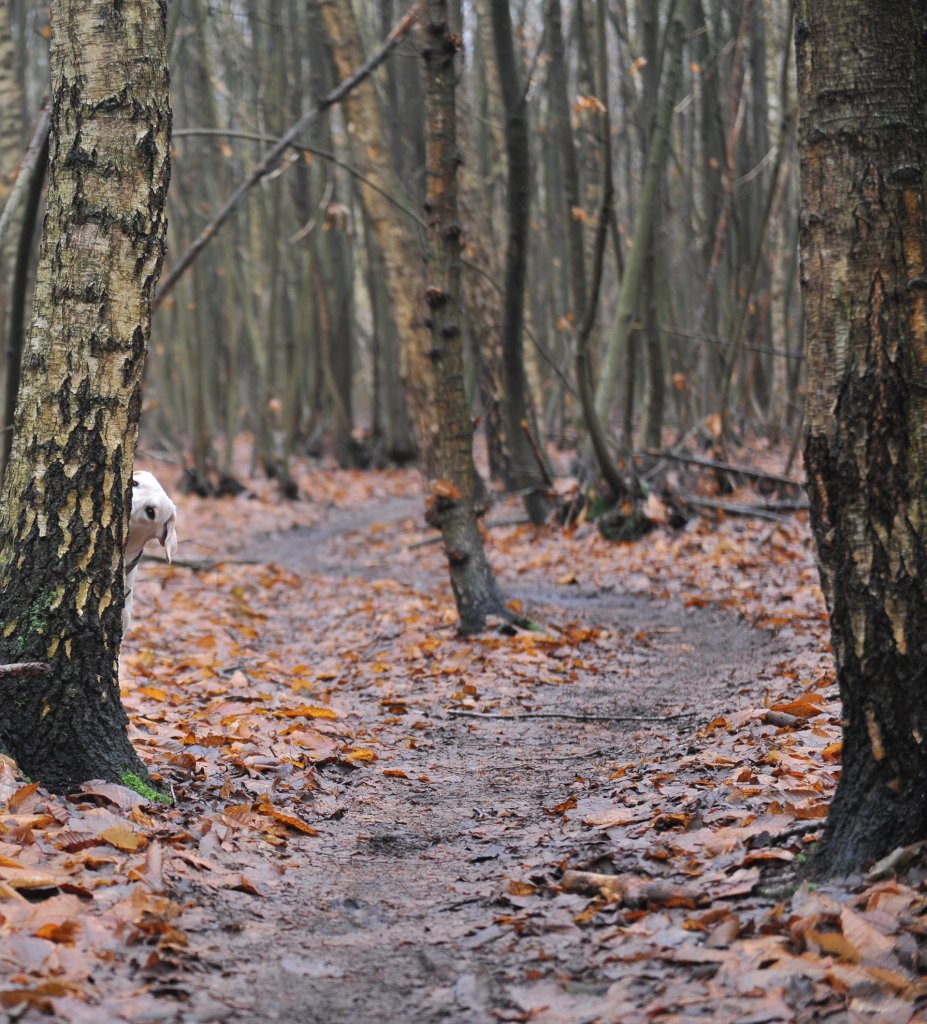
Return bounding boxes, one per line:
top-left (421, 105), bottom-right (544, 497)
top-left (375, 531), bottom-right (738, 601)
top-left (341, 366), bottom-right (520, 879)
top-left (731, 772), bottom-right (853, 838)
top-left (145, 506), bottom-right (156, 520)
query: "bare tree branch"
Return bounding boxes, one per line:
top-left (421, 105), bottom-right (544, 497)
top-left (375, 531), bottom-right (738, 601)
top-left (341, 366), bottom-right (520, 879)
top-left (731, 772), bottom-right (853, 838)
top-left (154, 5), bottom-right (418, 310)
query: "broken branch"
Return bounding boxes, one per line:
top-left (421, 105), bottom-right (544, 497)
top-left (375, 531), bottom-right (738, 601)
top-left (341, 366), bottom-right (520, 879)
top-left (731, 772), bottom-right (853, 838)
top-left (642, 449), bottom-right (803, 490)
top-left (683, 495), bottom-right (807, 522)
top-left (0, 662), bottom-right (52, 679)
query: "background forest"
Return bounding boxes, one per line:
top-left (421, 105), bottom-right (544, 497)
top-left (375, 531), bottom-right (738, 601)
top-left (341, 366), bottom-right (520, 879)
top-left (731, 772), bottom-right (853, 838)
top-left (1, 4), bottom-right (927, 1020)
top-left (0, 0), bottom-right (800, 493)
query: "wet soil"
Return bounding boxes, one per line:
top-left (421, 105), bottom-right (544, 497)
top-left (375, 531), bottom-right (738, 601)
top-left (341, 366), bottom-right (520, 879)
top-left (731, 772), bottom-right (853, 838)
top-left (177, 499), bottom-right (788, 1023)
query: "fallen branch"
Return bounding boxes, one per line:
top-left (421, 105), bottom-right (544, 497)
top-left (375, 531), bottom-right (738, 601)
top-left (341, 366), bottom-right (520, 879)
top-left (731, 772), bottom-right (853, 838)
top-left (751, 821), bottom-right (822, 848)
top-left (446, 708), bottom-right (697, 723)
top-left (154, 5), bottom-right (418, 308)
top-left (642, 449), bottom-right (804, 490)
top-left (683, 495), bottom-right (807, 523)
top-left (140, 555), bottom-right (261, 571)
top-left (0, 662), bottom-right (52, 679)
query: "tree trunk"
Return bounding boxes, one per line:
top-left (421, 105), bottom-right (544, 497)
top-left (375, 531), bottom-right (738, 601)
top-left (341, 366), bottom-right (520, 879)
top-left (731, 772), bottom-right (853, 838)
top-left (420, 0), bottom-right (508, 634)
top-left (593, 0), bottom-right (689, 444)
top-left (1, 115), bottom-right (48, 484)
top-left (318, 0), bottom-right (438, 476)
top-left (795, 0), bottom-right (927, 875)
top-left (0, 0), bottom-right (170, 791)
top-left (488, 0), bottom-right (550, 525)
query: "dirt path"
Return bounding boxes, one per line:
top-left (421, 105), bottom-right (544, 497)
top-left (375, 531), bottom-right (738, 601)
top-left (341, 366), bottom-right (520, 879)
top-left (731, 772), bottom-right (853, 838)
top-left (173, 498), bottom-right (789, 1024)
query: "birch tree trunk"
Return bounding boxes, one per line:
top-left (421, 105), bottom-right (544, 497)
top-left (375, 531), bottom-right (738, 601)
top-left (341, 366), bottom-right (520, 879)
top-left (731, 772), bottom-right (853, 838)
top-left (0, 0), bottom-right (171, 791)
top-left (795, 0), bottom-right (927, 874)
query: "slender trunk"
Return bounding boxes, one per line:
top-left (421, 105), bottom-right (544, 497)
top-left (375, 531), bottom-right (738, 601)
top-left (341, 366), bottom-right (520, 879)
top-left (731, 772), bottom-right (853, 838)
top-left (421, 1), bottom-right (508, 633)
top-left (488, 0), bottom-right (550, 524)
top-left (593, 0), bottom-right (690, 440)
top-left (0, 123), bottom-right (48, 484)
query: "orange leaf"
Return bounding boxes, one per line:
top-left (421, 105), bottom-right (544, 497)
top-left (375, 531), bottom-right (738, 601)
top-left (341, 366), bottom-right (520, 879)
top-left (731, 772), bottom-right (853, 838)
top-left (769, 693), bottom-right (825, 719)
top-left (35, 920), bottom-right (81, 944)
top-left (822, 741), bottom-right (843, 762)
top-left (278, 705), bottom-right (337, 720)
top-left (99, 824), bottom-right (146, 852)
top-left (432, 479), bottom-right (461, 500)
top-left (345, 747), bottom-right (377, 763)
top-left (138, 686), bottom-right (168, 701)
top-left (507, 880), bottom-right (537, 896)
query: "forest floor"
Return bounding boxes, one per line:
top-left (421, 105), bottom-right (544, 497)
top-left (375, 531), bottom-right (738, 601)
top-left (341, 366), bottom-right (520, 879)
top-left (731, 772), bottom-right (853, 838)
top-left (1, 453), bottom-right (927, 1023)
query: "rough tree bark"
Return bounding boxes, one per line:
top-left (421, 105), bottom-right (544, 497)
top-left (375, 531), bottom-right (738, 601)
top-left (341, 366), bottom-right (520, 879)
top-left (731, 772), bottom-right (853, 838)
top-left (420, 0), bottom-right (510, 634)
top-left (0, 0), bottom-right (171, 791)
top-left (488, 0), bottom-right (550, 525)
top-left (795, 0), bottom-right (927, 874)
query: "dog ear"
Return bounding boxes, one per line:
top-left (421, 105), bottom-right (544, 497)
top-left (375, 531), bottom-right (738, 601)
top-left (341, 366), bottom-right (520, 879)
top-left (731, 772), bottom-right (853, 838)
top-left (161, 513), bottom-right (177, 563)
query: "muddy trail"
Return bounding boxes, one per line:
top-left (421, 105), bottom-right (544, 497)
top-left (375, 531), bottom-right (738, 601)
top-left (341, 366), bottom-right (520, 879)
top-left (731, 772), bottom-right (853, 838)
top-left (172, 495), bottom-right (792, 1024)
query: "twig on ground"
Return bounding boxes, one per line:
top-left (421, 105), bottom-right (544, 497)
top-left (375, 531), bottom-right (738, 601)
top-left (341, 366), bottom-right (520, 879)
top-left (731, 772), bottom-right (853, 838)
top-left (0, 662), bottom-right (52, 679)
top-left (751, 820), bottom-right (822, 847)
top-left (446, 708), bottom-right (697, 723)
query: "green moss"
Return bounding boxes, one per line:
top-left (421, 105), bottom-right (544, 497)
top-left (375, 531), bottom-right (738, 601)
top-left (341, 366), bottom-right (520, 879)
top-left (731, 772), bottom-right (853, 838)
top-left (120, 770), bottom-right (172, 805)
top-left (585, 493), bottom-right (611, 522)
top-left (27, 591), bottom-right (54, 632)
top-left (15, 590), bottom-right (56, 654)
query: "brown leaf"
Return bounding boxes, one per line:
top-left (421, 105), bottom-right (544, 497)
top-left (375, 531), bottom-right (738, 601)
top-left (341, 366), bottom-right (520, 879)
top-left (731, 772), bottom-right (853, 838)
top-left (256, 801), bottom-right (318, 835)
top-left (7, 782), bottom-right (40, 812)
top-left (0, 867), bottom-right (61, 891)
top-left (839, 906), bottom-right (896, 964)
top-left (80, 781), bottom-right (150, 810)
top-left (704, 914), bottom-right (741, 948)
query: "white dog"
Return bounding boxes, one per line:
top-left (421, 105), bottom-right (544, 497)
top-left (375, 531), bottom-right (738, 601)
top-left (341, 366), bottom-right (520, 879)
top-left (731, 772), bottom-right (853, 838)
top-left (123, 470), bottom-right (178, 634)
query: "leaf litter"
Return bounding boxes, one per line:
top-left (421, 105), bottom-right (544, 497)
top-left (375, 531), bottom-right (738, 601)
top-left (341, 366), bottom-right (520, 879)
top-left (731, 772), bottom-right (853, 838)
top-left (0, 452), bottom-right (926, 1022)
